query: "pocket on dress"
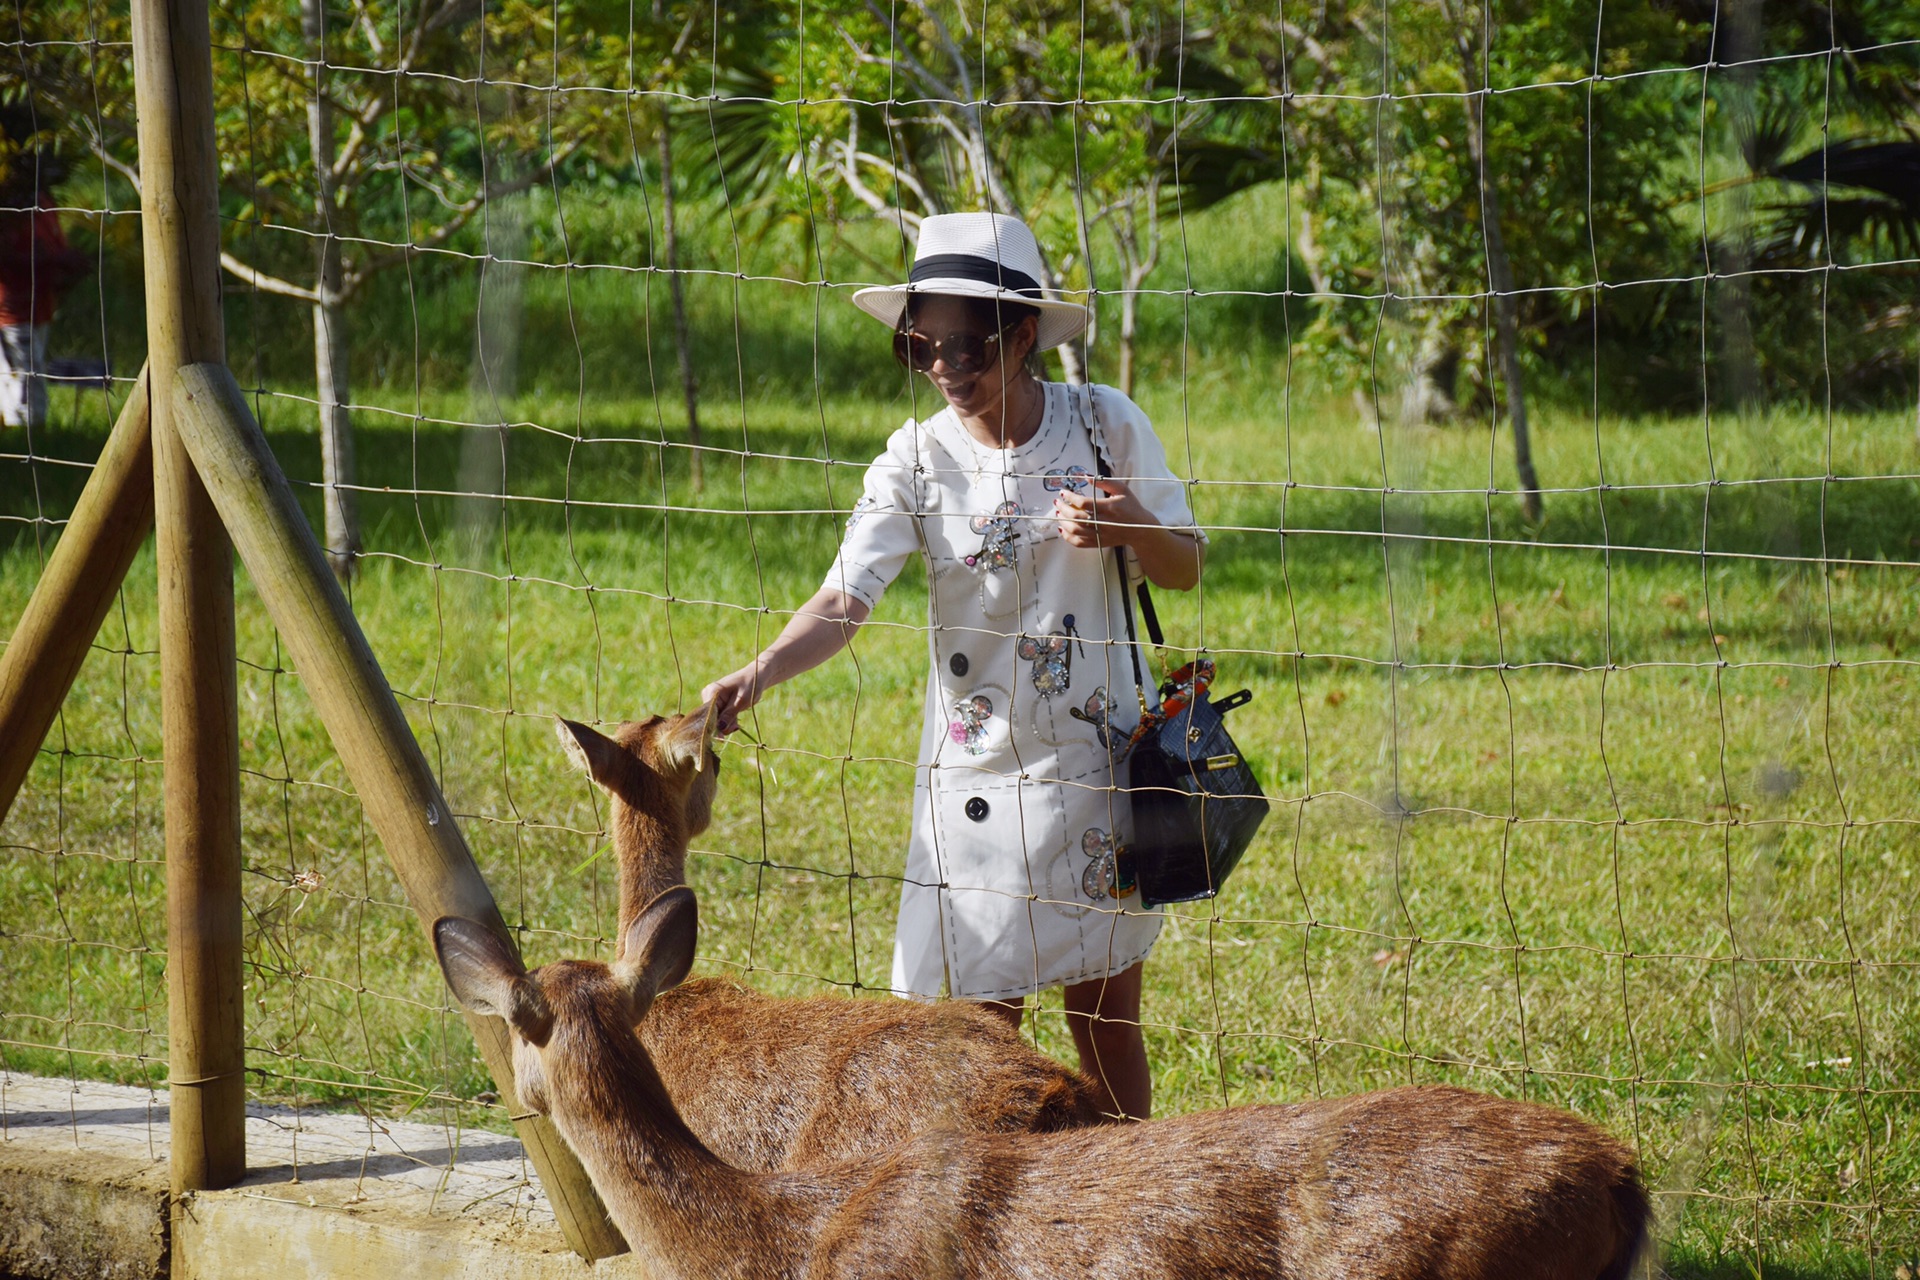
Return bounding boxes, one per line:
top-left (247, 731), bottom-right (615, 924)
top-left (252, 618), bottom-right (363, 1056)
top-left (979, 562), bottom-right (1028, 621)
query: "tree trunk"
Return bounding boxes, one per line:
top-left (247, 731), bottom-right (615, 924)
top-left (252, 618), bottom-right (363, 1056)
top-left (1399, 318), bottom-right (1459, 425)
top-left (1036, 254), bottom-right (1088, 386)
top-left (1716, 0), bottom-right (1763, 413)
top-left (1055, 323), bottom-right (1089, 385)
top-left (658, 115), bottom-right (703, 492)
top-left (304, 0), bottom-right (358, 579)
top-left (1071, 179), bottom-right (1100, 356)
top-left (312, 293), bottom-right (357, 579)
top-left (1295, 161), bottom-right (1333, 298)
top-left (1116, 201), bottom-right (1161, 403)
top-left (1456, 18), bottom-right (1542, 521)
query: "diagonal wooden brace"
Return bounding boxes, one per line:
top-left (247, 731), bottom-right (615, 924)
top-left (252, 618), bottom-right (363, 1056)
top-left (167, 362), bottom-right (627, 1261)
top-left (0, 366), bottom-right (153, 825)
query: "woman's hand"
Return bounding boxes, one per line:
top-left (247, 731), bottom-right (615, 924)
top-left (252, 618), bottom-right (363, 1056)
top-left (1052, 477), bottom-right (1154, 550)
top-left (1053, 477), bottom-right (1205, 592)
top-left (701, 662), bottom-right (767, 737)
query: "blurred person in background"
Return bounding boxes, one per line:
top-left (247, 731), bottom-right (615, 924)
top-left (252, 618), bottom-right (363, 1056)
top-left (0, 143), bottom-right (90, 428)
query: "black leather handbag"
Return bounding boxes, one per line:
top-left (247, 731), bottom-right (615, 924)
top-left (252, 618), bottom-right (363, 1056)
top-left (1107, 545), bottom-right (1269, 909)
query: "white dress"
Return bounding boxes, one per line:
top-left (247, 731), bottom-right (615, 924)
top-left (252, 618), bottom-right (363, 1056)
top-left (823, 382), bottom-right (1207, 1001)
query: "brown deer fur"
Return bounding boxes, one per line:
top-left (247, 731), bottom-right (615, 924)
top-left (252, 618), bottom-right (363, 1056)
top-left (436, 891), bottom-right (1650, 1280)
top-left (555, 711), bottom-right (1108, 1171)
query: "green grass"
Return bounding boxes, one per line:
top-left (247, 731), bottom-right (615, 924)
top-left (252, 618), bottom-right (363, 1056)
top-left (3, 378), bottom-right (1917, 1277)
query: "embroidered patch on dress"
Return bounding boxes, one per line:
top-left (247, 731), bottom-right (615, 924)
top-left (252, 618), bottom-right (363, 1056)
top-left (948, 695), bottom-right (995, 755)
top-left (964, 502), bottom-right (1022, 571)
top-left (1068, 685), bottom-right (1127, 759)
top-left (1043, 466), bottom-right (1094, 493)
top-left (1015, 632), bottom-right (1071, 697)
top-left (1078, 827), bottom-right (1134, 900)
top-left (844, 494), bottom-right (877, 533)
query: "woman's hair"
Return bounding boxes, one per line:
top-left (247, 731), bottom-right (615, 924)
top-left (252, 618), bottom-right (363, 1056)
top-left (905, 293), bottom-right (1048, 377)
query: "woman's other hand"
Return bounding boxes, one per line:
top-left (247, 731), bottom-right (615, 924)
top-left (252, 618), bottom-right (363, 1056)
top-left (1052, 478), bottom-right (1154, 550)
top-left (1053, 478), bottom-right (1204, 592)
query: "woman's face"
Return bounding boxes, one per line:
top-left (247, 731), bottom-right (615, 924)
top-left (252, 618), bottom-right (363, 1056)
top-left (907, 295), bottom-right (1037, 420)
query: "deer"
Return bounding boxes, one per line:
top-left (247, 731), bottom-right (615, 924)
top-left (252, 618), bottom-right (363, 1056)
top-left (435, 887), bottom-right (1651, 1280)
top-left (551, 708), bottom-right (1109, 1172)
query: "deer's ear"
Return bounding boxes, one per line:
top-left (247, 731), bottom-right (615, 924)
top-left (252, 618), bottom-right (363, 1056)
top-left (660, 704), bottom-right (718, 775)
top-left (434, 918), bottom-right (551, 1043)
top-left (613, 886), bottom-right (698, 1021)
top-left (555, 717), bottom-right (626, 789)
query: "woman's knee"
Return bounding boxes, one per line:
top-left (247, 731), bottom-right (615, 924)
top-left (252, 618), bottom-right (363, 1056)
top-left (977, 996), bottom-right (1026, 1029)
top-left (1062, 964), bottom-right (1143, 1024)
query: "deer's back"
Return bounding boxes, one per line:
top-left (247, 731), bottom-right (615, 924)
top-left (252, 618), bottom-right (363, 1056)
top-left (640, 978), bottom-right (1107, 1172)
top-left (814, 1085), bottom-right (1646, 1280)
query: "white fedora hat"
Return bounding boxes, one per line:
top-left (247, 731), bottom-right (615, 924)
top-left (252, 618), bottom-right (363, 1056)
top-left (852, 212), bottom-right (1091, 351)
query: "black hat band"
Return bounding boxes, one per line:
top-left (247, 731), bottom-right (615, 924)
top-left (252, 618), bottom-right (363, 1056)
top-left (908, 254), bottom-right (1043, 298)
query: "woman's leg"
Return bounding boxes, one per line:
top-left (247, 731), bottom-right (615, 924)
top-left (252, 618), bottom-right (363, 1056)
top-left (977, 996), bottom-right (1025, 1030)
top-left (1063, 963), bottom-right (1149, 1120)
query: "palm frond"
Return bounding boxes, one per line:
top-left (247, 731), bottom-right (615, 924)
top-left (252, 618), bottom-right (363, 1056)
top-left (1775, 138), bottom-right (1920, 215)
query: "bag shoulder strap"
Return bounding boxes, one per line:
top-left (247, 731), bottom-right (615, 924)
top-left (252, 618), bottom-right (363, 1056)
top-left (1092, 449), bottom-right (1159, 702)
top-left (1077, 385), bottom-right (1166, 708)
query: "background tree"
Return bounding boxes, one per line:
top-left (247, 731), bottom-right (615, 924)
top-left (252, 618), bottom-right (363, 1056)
top-left (691, 0), bottom-right (1122, 383)
top-left (697, 0), bottom-right (1270, 392)
top-left (630, 0), bottom-right (710, 490)
top-left (1712, 0), bottom-right (1920, 413)
top-left (16, 0), bottom-right (632, 577)
top-left (10, 0), bottom-right (1914, 436)
top-left (1440, 0), bottom-right (1541, 519)
top-left (1035, 17), bottom-right (1253, 397)
top-left (1179, 0), bottom-right (1700, 516)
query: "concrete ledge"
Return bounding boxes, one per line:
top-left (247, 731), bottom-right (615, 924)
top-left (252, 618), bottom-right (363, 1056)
top-left (0, 1143), bottom-right (169, 1280)
top-left (174, 1190), bottom-right (603, 1280)
top-left (2, 1075), bottom-right (641, 1279)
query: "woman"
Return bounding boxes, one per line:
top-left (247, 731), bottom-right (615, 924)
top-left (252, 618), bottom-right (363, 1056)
top-left (703, 213), bottom-right (1204, 1119)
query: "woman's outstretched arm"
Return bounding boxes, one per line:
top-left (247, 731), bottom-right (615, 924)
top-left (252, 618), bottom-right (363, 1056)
top-left (701, 587), bottom-right (872, 734)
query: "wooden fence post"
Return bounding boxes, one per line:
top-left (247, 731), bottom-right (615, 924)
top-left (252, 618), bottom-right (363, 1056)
top-left (170, 363), bottom-right (628, 1260)
top-left (129, 0), bottom-right (247, 1192)
top-left (0, 368), bottom-right (152, 824)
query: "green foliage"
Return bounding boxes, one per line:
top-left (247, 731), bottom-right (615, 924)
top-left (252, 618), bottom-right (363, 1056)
top-left (12, 0), bottom-right (656, 299)
top-left (1185, 0), bottom-right (1700, 393)
top-left (5, 0), bottom-right (1918, 407)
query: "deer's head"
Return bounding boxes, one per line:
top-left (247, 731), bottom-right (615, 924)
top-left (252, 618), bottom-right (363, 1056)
top-left (557, 707), bottom-right (721, 839)
top-left (433, 888), bottom-right (699, 1117)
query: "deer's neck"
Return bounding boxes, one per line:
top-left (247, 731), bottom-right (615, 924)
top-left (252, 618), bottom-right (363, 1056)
top-left (611, 799), bottom-right (687, 948)
top-left (550, 1018), bottom-right (824, 1280)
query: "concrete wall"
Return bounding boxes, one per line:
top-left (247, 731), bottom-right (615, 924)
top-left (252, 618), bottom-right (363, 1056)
top-left (1, 1076), bottom-right (639, 1280)
top-left (0, 1145), bottom-right (169, 1280)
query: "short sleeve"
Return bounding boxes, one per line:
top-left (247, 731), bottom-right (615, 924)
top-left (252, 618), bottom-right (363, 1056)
top-left (1081, 384), bottom-right (1206, 546)
top-left (821, 424), bottom-right (923, 610)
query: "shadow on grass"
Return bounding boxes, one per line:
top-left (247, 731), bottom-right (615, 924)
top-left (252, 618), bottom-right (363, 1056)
top-left (8, 410), bottom-right (1920, 628)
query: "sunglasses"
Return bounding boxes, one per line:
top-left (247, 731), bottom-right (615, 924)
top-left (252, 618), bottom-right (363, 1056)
top-left (892, 324), bottom-right (1013, 375)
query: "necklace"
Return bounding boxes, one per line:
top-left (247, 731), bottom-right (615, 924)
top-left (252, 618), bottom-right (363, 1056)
top-left (960, 376), bottom-right (1047, 484)
top-left (1006, 377), bottom-right (1047, 448)
top-left (979, 376), bottom-right (1044, 451)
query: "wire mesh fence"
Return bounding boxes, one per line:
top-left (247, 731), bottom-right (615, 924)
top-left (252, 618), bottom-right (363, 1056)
top-left (3, 0), bottom-right (1918, 1271)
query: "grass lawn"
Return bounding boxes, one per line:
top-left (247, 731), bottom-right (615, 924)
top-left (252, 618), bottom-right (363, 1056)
top-left (3, 377), bottom-right (1917, 1276)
